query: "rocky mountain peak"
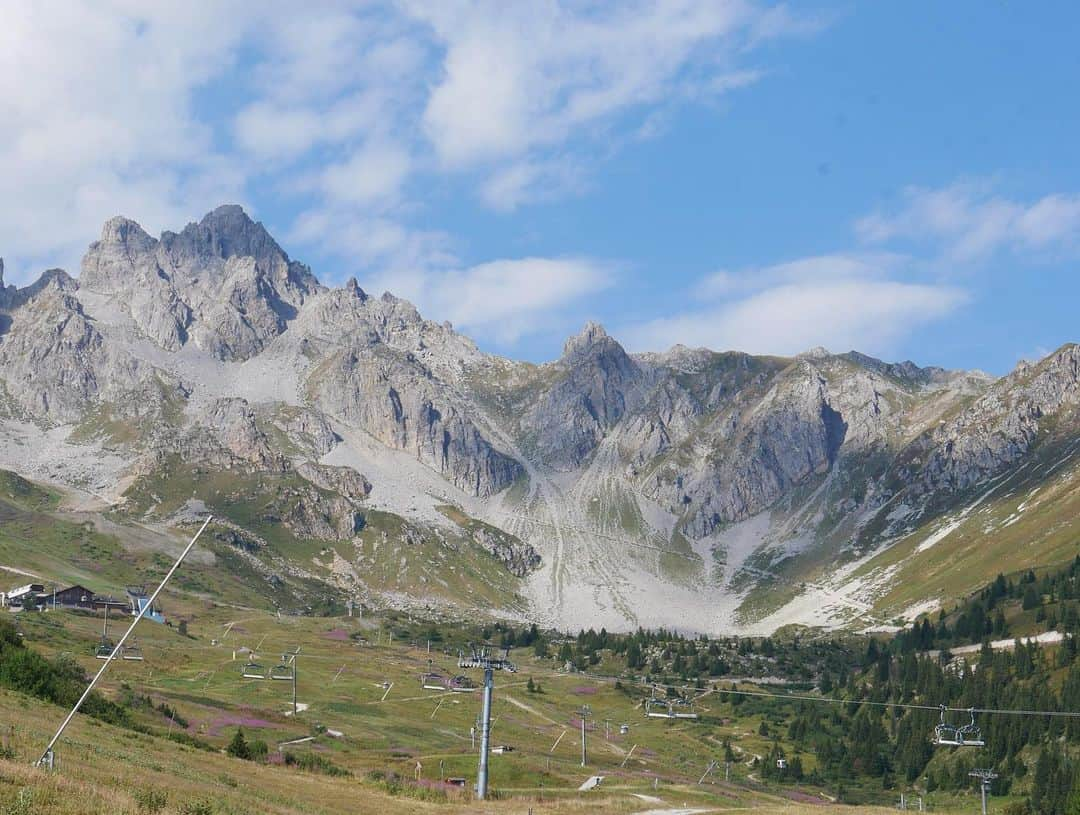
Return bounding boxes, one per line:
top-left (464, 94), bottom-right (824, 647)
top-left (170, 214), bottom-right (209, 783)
top-left (78, 206), bottom-right (327, 360)
top-left (561, 320), bottom-right (611, 360)
top-left (167, 204), bottom-right (282, 266)
top-left (344, 278), bottom-right (368, 300)
top-left (99, 215), bottom-right (156, 251)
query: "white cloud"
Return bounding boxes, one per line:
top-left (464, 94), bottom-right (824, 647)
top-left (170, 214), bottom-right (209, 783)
top-left (363, 257), bottom-right (612, 345)
top-left (319, 142), bottom-right (412, 207)
top-left (622, 254), bottom-right (966, 357)
top-left (857, 183), bottom-right (1080, 262)
top-left (288, 210), bottom-right (456, 274)
top-left (409, 1), bottom-right (774, 169)
top-left (698, 252), bottom-right (905, 298)
top-left (479, 158), bottom-right (585, 212)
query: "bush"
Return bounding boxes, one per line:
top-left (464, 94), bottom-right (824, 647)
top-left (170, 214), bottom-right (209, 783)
top-left (248, 739), bottom-right (269, 761)
top-left (133, 787), bottom-right (168, 813)
top-left (283, 751), bottom-right (350, 777)
top-left (0, 619), bottom-right (128, 726)
top-left (226, 728), bottom-right (251, 760)
top-left (167, 731), bottom-right (216, 752)
top-left (177, 800), bottom-right (215, 815)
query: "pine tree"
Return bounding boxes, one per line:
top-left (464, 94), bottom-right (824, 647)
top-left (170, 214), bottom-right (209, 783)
top-left (227, 727), bottom-right (251, 760)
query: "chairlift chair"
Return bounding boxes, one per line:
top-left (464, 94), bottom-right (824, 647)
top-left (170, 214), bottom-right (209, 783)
top-left (934, 706), bottom-right (984, 747)
top-left (242, 661), bottom-right (268, 680)
top-left (96, 605), bottom-right (114, 659)
top-left (644, 699), bottom-right (677, 719)
top-left (121, 638), bottom-right (145, 661)
top-left (421, 672), bottom-right (448, 691)
top-left (449, 674), bottom-right (476, 692)
top-left (270, 657), bottom-right (295, 681)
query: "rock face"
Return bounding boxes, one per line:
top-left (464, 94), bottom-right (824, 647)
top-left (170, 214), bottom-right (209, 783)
top-left (313, 347), bottom-right (522, 496)
top-left (650, 361), bottom-right (851, 538)
top-left (519, 322), bottom-right (643, 469)
top-left (296, 461), bottom-right (372, 501)
top-left (470, 526), bottom-right (542, 577)
top-left (301, 283), bottom-right (521, 497)
top-left (0, 272), bottom-right (167, 422)
top-left (80, 205), bottom-right (322, 359)
top-left (904, 344), bottom-right (1080, 499)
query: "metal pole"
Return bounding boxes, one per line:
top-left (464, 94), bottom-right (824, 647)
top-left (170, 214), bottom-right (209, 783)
top-left (477, 667), bottom-right (494, 799)
top-left (581, 715), bottom-right (586, 766)
top-left (292, 653), bottom-right (298, 716)
top-left (36, 516), bottom-right (212, 766)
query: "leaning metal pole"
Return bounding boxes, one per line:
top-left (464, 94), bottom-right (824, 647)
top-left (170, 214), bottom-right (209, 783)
top-left (35, 516), bottom-right (212, 767)
top-left (477, 666), bottom-right (494, 799)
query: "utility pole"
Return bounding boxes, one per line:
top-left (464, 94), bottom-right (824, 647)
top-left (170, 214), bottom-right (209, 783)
top-left (579, 705), bottom-right (591, 767)
top-left (969, 769), bottom-right (997, 815)
top-left (458, 644), bottom-right (515, 800)
top-left (291, 651), bottom-right (298, 717)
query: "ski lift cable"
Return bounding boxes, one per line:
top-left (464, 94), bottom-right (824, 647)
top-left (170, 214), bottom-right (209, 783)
top-left (572, 669), bottom-right (1080, 718)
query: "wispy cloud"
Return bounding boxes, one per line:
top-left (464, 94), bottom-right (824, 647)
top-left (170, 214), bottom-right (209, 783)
top-left (363, 257), bottom-right (613, 345)
top-left (621, 253), bottom-right (967, 357)
top-left (856, 183), bottom-right (1080, 262)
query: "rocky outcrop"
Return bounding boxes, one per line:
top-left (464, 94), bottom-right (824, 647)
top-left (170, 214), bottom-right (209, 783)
top-left (902, 344), bottom-right (1080, 498)
top-left (519, 323), bottom-right (643, 469)
top-left (470, 526), bottom-right (541, 577)
top-left (274, 484), bottom-right (363, 541)
top-left (270, 408), bottom-right (340, 457)
top-left (202, 398), bottom-right (288, 471)
top-left (81, 206), bottom-right (322, 360)
top-left (0, 272), bottom-right (165, 422)
top-left (296, 461), bottom-right (371, 501)
top-left (313, 345), bottom-right (522, 497)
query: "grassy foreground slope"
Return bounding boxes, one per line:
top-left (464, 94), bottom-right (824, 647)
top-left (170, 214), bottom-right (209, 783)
top-left (0, 615), bottom-right (898, 815)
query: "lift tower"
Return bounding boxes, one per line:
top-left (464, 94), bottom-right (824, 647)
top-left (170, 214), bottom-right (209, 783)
top-left (969, 769), bottom-right (998, 815)
top-left (458, 644), bottom-right (515, 800)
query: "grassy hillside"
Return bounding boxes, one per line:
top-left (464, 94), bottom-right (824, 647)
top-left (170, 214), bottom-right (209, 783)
top-left (0, 605), bottom-right (915, 815)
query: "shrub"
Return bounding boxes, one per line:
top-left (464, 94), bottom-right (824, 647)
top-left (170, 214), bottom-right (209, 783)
top-left (248, 739), bottom-right (269, 761)
top-left (133, 787), bottom-right (168, 813)
top-left (226, 728), bottom-right (251, 760)
top-left (283, 751), bottom-right (350, 777)
top-left (177, 799), bottom-right (215, 815)
top-left (0, 619), bottom-right (128, 726)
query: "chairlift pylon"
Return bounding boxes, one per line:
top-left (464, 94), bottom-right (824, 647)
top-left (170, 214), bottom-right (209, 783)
top-left (934, 705), bottom-right (984, 747)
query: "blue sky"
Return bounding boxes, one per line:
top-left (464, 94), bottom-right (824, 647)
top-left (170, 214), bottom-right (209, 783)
top-left (2, 2), bottom-right (1078, 373)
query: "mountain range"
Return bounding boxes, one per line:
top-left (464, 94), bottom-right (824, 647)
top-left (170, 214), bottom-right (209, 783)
top-left (1, 205), bottom-right (1078, 634)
